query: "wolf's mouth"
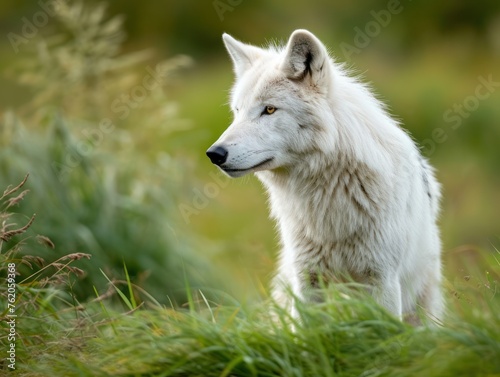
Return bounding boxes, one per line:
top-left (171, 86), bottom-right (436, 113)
top-left (223, 157), bottom-right (274, 173)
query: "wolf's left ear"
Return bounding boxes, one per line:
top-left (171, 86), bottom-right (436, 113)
top-left (223, 33), bottom-right (264, 79)
top-left (281, 30), bottom-right (330, 89)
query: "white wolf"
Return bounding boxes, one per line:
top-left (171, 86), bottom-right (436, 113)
top-left (207, 29), bottom-right (443, 323)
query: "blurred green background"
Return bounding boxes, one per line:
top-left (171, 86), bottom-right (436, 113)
top-left (0, 0), bottom-right (499, 303)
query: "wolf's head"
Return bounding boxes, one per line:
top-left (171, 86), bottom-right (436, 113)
top-left (207, 29), bottom-right (338, 178)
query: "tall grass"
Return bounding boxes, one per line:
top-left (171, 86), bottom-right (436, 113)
top-left (11, 279), bottom-right (500, 377)
top-left (1, 177), bottom-right (495, 376)
top-left (0, 176), bottom-right (92, 369)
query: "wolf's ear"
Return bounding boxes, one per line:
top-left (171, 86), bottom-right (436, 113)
top-left (281, 30), bottom-right (330, 89)
top-left (223, 33), bottom-right (263, 79)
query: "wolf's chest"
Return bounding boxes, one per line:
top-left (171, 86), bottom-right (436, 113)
top-left (291, 229), bottom-right (379, 283)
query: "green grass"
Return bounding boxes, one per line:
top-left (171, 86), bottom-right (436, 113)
top-left (2, 178), bottom-right (497, 376)
top-left (8, 278), bottom-right (500, 377)
top-left (1, 176), bottom-right (497, 376)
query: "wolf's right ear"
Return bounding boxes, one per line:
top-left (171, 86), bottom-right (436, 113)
top-left (281, 30), bottom-right (330, 91)
top-left (223, 33), bottom-right (263, 79)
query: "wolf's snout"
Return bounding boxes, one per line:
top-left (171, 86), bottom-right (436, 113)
top-left (206, 146), bottom-right (228, 166)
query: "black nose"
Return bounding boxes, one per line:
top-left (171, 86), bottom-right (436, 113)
top-left (206, 146), bottom-right (228, 166)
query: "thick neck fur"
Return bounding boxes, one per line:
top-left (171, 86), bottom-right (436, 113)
top-left (257, 69), bottom-right (417, 247)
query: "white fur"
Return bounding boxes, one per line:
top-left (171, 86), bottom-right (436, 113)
top-left (208, 30), bottom-right (443, 323)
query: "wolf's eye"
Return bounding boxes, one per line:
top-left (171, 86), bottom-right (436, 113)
top-left (263, 106), bottom-right (276, 115)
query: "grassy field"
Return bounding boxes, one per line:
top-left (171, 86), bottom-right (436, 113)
top-left (1, 198), bottom-right (499, 376)
top-left (1, 179), bottom-right (499, 376)
top-left (1, 2), bottom-right (500, 375)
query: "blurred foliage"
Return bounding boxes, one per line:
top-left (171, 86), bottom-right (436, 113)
top-left (2, 1), bottom-right (500, 57)
top-left (0, 1), bottom-right (217, 303)
top-left (81, 0), bottom-right (500, 57)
